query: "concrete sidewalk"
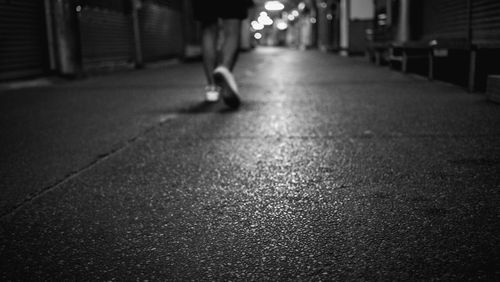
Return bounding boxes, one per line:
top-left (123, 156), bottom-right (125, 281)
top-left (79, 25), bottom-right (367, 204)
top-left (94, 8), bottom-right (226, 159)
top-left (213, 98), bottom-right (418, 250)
top-left (1, 47), bottom-right (499, 280)
top-left (0, 60), bottom-right (206, 216)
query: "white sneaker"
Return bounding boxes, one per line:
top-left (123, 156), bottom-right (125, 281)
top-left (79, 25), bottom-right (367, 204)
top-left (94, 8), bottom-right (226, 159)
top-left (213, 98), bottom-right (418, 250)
top-left (205, 85), bottom-right (220, 102)
top-left (213, 66), bottom-right (241, 108)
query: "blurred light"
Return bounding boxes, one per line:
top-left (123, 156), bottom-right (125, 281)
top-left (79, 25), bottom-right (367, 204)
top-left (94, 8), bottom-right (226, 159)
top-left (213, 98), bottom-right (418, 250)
top-left (378, 13), bottom-right (387, 20)
top-left (254, 33), bottom-right (262, 40)
top-left (265, 1), bottom-right (285, 11)
top-left (251, 20), bottom-right (264, 30)
top-left (260, 11), bottom-right (268, 16)
top-left (326, 13), bottom-right (333, 20)
top-left (76, 5), bottom-right (82, 12)
top-left (288, 14), bottom-right (295, 21)
top-left (310, 17), bottom-right (316, 24)
top-left (276, 21), bottom-right (288, 30)
top-left (291, 10), bottom-right (299, 17)
top-left (298, 2), bottom-right (306, 10)
top-left (320, 2), bottom-right (327, 8)
top-left (258, 13), bottom-right (274, 26)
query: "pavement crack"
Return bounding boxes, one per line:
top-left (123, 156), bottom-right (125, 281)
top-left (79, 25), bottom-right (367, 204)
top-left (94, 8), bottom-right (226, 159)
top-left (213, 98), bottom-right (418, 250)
top-left (0, 116), bottom-right (177, 220)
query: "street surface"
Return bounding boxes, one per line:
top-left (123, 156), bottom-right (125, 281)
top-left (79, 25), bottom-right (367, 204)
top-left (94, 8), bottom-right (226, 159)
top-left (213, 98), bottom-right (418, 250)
top-left (1, 47), bottom-right (499, 280)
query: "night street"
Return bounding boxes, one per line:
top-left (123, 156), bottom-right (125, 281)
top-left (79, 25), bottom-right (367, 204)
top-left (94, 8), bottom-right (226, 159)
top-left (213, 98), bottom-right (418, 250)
top-left (1, 48), bottom-right (500, 280)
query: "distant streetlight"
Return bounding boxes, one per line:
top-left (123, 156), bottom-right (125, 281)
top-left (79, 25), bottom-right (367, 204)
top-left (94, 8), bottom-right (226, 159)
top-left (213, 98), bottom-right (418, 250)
top-left (251, 21), bottom-right (264, 31)
top-left (276, 21), bottom-right (288, 30)
top-left (265, 1), bottom-right (284, 11)
top-left (258, 13), bottom-right (274, 26)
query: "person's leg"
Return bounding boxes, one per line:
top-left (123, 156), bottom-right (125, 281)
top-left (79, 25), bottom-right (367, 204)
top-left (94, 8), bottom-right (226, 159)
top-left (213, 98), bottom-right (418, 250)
top-left (213, 19), bottom-right (242, 108)
top-left (201, 21), bottom-right (218, 85)
top-left (220, 19), bottom-right (242, 70)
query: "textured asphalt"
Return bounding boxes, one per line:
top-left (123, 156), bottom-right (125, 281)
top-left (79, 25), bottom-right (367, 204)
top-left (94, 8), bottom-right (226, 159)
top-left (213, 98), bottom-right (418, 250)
top-left (1, 47), bottom-right (499, 280)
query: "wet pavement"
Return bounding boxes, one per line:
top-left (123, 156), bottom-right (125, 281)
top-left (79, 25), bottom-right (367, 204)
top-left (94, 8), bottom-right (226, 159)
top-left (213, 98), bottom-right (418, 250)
top-left (1, 47), bottom-right (499, 280)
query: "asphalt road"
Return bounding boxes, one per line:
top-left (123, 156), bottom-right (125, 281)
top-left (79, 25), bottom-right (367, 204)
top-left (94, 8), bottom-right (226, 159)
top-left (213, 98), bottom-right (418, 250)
top-left (1, 47), bottom-right (499, 280)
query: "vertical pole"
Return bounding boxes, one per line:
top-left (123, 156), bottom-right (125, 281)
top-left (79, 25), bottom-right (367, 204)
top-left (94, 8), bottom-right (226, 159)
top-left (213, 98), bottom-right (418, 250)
top-left (428, 49), bottom-right (434, 81)
top-left (467, 0), bottom-right (474, 92)
top-left (402, 50), bottom-right (408, 72)
top-left (397, 0), bottom-right (410, 42)
top-left (386, 0), bottom-right (392, 26)
top-left (310, 0), bottom-right (319, 48)
top-left (339, 0), bottom-right (350, 56)
top-left (469, 49), bottom-right (476, 92)
top-left (44, 0), bottom-right (57, 70)
top-left (317, 0), bottom-right (326, 51)
top-left (131, 0), bottom-right (143, 68)
top-left (52, 0), bottom-right (82, 77)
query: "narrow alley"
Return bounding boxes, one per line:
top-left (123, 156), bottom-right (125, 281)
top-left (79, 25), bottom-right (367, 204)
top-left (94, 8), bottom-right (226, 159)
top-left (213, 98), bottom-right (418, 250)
top-left (1, 48), bottom-right (499, 280)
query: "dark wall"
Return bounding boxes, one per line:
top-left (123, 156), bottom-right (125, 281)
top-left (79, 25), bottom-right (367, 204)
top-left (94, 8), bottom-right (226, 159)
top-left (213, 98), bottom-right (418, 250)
top-left (349, 19), bottom-right (372, 54)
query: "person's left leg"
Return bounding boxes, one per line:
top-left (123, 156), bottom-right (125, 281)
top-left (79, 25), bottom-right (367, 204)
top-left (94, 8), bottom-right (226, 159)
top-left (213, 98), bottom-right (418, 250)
top-left (201, 21), bottom-right (219, 85)
top-left (200, 21), bottom-right (221, 102)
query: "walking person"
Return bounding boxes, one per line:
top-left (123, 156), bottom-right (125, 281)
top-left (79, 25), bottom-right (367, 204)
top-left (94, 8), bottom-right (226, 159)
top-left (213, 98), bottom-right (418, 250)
top-left (193, 0), bottom-right (254, 108)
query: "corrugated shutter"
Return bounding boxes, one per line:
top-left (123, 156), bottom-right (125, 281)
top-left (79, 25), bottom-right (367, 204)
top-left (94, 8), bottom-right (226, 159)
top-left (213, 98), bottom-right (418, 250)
top-left (78, 6), bottom-right (134, 69)
top-left (421, 0), bottom-right (468, 39)
top-left (0, 0), bottom-right (48, 80)
top-left (471, 0), bottom-right (500, 42)
top-left (139, 1), bottom-right (184, 62)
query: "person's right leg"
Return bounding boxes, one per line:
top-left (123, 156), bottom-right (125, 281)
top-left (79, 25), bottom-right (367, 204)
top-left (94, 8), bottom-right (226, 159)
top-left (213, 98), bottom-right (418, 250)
top-left (219, 19), bottom-right (242, 70)
top-left (213, 19), bottom-right (242, 108)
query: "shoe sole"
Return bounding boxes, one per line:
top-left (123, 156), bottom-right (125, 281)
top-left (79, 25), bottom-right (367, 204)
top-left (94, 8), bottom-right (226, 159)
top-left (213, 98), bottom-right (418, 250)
top-left (214, 72), bottom-right (240, 109)
top-left (205, 91), bottom-right (219, 102)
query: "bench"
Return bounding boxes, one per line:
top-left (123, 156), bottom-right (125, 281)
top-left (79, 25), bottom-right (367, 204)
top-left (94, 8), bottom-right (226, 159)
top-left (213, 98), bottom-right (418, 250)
top-left (388, 41), bottom-right (429, 73)
top-left (487, 75), bottom-right (500, 103)
top-left (427, 38), bottom-right (472, 88)
top-left (367, 28), bottom-right (500, 92)
top-left (470, 40), bottom-right (500, 92)
top-left (388, 38), bottom-right (478, 92)
top-left (428, 39), bottom-right (500, 92)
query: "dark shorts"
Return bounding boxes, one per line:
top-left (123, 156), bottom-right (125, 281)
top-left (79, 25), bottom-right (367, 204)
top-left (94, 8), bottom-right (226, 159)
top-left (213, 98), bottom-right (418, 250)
top-left (193, 0), bottom-right (253, 22)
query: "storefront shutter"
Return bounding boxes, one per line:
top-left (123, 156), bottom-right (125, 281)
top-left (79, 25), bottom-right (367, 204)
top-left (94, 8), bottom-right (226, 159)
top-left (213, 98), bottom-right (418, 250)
top-left (471, 0), bottom-right (500, 43)
top-left (139, 0), bottom-right (184, 62)
top-left (0, 0), bottom-right (48, 80)
top-left (421, 0), bottom-right (468, 39)
top-left (78, 5), bottom-right (135, 69)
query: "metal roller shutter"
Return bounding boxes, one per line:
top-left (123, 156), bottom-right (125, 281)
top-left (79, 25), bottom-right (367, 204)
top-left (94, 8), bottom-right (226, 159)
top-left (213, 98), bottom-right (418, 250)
top-left (139, 0), bottom-right (184, 62)
top-left (471, 0), bottom-right (500, 91)
top-left (471, 0), bottom-right (500, 42)
top-left (421, 0), bottom-right (468, 39)
top-left (78, 6), bottom-right (135, 69)
top-left (0, 0), bottom-right (48, 80)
